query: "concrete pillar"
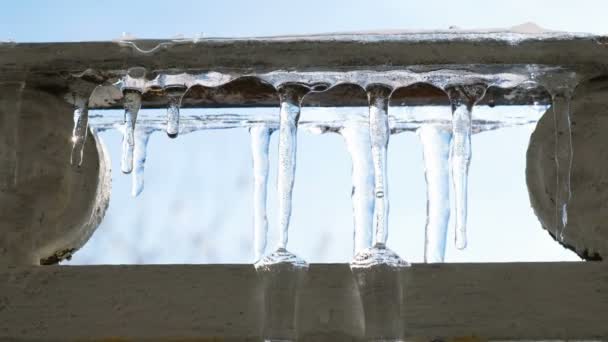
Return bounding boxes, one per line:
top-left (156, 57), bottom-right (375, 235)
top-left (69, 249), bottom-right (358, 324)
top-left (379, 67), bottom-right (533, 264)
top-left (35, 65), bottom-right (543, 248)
top-left (0, 84), bottom-right (110, 265)
top-left (527, 78), bottom-right (608, 260)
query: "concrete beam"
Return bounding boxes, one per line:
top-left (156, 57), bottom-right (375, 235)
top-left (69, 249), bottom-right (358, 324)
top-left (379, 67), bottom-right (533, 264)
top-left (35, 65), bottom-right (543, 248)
top-left (1, 32), bottom-right (602, 108)
top-left (1, 262), bottom-right (606, 341)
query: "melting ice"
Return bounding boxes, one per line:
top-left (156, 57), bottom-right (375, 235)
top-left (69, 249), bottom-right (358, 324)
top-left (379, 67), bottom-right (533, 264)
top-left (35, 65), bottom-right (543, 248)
top-left (88, 103), bottom-right (546, 263)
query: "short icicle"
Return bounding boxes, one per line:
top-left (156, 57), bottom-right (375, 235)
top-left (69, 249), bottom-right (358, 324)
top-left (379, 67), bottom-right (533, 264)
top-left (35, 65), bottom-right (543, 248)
top-left (256, 84), bottom-right (309, 267)
top-left (131, 127), bottom-right (153, 197)
top-left (340, 124), bottom-right (375, 256)
top-left (417, 125), bottom-right (452, 263)
top-left (445, 84), bottom-right (486, 250)
top-left (121, 90), bottom-right (142, 174)
top-left (250, 125), bottom-right (274, 262)
top-left (551, 91), bottom-right (573, 241)
top-left (165, 87), bottom-right (186, 138)
top-left (70, 96), bottom-right (89, 166)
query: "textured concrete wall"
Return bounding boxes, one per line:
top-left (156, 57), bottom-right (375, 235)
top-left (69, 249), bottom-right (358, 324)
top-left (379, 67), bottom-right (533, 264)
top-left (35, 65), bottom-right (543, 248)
top-left (0, 85), bottom-right (110, 265)
top-left (1, 263), bottom-right (607, 341)
top-left (527, 77), bottom-right (608, 260)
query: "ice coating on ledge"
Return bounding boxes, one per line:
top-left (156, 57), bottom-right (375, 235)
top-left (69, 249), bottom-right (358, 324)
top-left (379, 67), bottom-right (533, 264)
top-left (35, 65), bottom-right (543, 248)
top-left (112, 22), bottom-right (593, 55)
top-left (89, 105), bottom-right (544, 134)
top-left (350, 243), bottom-right (409, 268)
top-left (255, 248), bottom-right (308, 270)
top-left (111, 68), bottom-right (535, 99)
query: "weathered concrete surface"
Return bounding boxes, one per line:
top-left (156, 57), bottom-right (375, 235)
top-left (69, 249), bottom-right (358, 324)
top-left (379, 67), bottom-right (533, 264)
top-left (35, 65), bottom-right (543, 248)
top-left (527, 77), bottom-right (608, 260)
top-left (0, 263), bottom-right (606, 341)
top-left (2, 33), bottom-right (608, 74)
top-left (2, 32), bottom-right (603, 108)
top-left (0, 84), bottom-right (110, 265)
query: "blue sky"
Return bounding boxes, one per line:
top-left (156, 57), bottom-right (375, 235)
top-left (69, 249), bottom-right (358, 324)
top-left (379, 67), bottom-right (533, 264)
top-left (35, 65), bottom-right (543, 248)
top-left (2, 0), bottom-right (607, 42)
top-left (2, 1), bottom-right (595, 263)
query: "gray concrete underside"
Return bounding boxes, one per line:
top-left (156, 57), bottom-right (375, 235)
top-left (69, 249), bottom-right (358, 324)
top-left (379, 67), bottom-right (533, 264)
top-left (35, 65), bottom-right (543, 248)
top-left (0, 263), bottom-right (606, 341)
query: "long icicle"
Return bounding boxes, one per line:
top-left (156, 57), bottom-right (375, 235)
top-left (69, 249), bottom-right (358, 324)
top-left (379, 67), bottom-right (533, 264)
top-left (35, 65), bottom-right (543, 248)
top-left (551, 91), bottom-right (573, 241)
top-left (368, 85), bottom-right (393, 247)
top-left (70, 97), bottom-right (89, 166)
top-left (446, 84), bottom-right (486, 250)
top-left (131, 127), bottom-right (153, 197)
top-left (121, 90), bottom-right (142, 174)
top-left (276, 85), bottom-right (307, 250)
top-left (340, 124), bottom-right (375, 256)
top-left (250, 125), bottom-right (273, 262)
top-left (417, 125), bottom-right (452, 262)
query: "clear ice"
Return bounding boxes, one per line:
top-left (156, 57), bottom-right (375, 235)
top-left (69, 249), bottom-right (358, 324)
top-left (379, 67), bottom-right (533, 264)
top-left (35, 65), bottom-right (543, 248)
top-left (80, 67), bottom-right (561, 263)
top-left (417, 125), bottom-right (452, 263)
top-left (165, 88), bottom-right (185, 138)
top-left (275, 86), bottom-right (307, 251)
top-left (121, 91), bottom-right (142, 174)
top-left (70, 98), bottom-right (89, 166)
top-left (131, 127), bottom-right (153, 197)
top-left (446, 84), bottom-right (487, 250)
top-left (340, 124), bottom-right (375, 255)
top-left (250, 125), bottom-right (274, 262)
top-left (367, 85), bottom-right (392, 247)
top-left (551, 92), bottom-right (573, 241)
top-left (531, 69), bottom-right (578, 242)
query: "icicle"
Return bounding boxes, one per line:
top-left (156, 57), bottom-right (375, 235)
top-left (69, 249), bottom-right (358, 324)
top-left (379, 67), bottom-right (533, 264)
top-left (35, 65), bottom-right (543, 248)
top-left (165, 87), bottom-right (186, 138)
top-left (121, 90), bottom-right (142, 174)
top-left (417, 125), bottom-right (452, 263)
top-left (340, 124), bottom-right (375, 255)
top-left (551, 91), bottom-right (573, 241)
top-left (250, 125), bottom-right (274, 262)
top-left (349, 85), bottom-right (408, 268)
top-left (70, 97), bottom-right (89, 166)
top-left (275, 85), bottom-right (308, 251)
top-left (131, 127), bottom-right (152, 197)
top-left (367, 85), bottom-right (392, 247)
top-left (445, 84), bottom-right (486, 250)
top-left (255, 107), bottom-right (307, 341)
top-left (532, 69), bottom-right (578, 242)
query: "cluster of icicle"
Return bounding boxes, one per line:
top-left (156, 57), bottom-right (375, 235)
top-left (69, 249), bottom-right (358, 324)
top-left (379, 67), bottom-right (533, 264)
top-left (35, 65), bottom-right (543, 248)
top-left (69, 67), bottom-right (579, 266)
